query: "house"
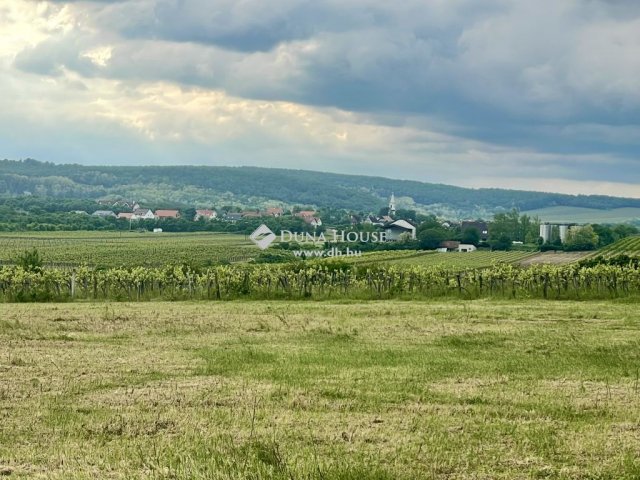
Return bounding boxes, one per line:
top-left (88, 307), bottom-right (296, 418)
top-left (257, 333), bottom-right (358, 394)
top-left (71, 210), bottom-right (88, 215)
top-left (461, 221), bottom-right (489, 241)
top-left (265, 207), bottom-right (284, 217)
top-left (242, 211), bottom-right (261, 218)
top-left (92, 210), bottom-right (116, 218)
top-left (381, 215), bottom-right (394, 224)
top-left (153, 228), bottom-right (163, 233)
top-left (296, 210), bottom-right (316, 219)
top-left (303, 216), bottom-right (322, 227)
top-left (457, 244), bottom-right (477, 253)
top-left (117, 212), bottom-right (134, 220)
top-left (439, 240), bottom-right (461, 252)
top-left (363, 215), bottom-right (383, 226)
top-left (225, 213), bottom-right (243, 222)
top-left (384, 219), bottom-right (416, 241)
top-left (350, 214), bottom-right (362, 225)
top-left (194, 209), bottom-right (217, 221)
top-left (132, 208), bottom-right (155, 220)
top-left (155, 209), bottom-right (180, 219)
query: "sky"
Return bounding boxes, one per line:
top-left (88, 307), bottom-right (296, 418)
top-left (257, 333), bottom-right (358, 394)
top-left (1, 0), bottom-right (639, 198)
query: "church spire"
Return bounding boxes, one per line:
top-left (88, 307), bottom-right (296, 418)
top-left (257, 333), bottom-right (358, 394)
top-left (389, 192), bottom-right (396, 217)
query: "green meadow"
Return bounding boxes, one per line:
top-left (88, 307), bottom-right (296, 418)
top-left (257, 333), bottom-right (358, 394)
top-left (2, 300), bottom-right (640, 479)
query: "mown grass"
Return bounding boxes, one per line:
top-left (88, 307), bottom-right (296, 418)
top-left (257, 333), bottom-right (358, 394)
top-left (1, 300), bottom-right (640, 478)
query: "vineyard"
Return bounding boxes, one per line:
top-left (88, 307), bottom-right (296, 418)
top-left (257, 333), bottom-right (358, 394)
top-left (1, 262), bottom-right (638, 302)
top-left (0, 232), bottom-right (254, 267)
top-left (591, 235), bottom-right (640, 258)
top-left (341, 250), bottom-right (537, 268)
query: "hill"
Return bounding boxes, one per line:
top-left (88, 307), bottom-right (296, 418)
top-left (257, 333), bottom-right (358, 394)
top-left (2, 159), bottom-right (640, 219)
top-left (522, 206), bottom-right (640, 224)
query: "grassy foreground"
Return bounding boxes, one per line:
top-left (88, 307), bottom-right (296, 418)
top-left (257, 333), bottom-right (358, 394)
top-left (1, 300), bottom-right (640, 479)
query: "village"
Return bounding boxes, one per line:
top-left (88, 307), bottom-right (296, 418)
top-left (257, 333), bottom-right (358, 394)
top-left (82, 194), bottom-right (501, 252)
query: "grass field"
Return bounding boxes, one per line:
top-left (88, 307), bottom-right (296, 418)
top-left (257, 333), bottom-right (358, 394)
top-left (2, 300), bottom-right (640, 479)
top-left (0, 232), bottom-right (254, 267)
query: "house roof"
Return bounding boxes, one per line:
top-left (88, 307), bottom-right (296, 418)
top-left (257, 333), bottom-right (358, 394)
top-left (133, 208), bottom-right (153, 215)
top-left (155, 209), bottom-right (180, 218)
top-left (296, 210), bottom-right (316, 217)
top-left (266, 207), bottom-right (283, 215)
top-left (195, 209), bottom-right (216, 216)
top-left (242, 211), bottom-right (261, 217)
top-left (92, 210), bottom-right (115, 216)
top-left (387, 219), bottom-right (415, 231)
top-left (117, 212), bottom-right (134, 219)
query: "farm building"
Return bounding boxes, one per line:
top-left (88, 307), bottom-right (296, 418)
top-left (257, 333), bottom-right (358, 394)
top-left (439, 240), bottom-right (460, 252)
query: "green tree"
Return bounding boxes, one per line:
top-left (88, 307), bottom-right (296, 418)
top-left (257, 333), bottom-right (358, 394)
top-left (564, 225), bottom-right (599, 251)
top-left (461, 227), bottom-right (480, 246)
top-left (418, 228), bottom-right (448, 250)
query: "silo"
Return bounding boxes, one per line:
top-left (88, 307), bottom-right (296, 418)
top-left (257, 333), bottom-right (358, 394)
top-left (539, 223), bottom-right (552, 243)
top-left (559, 225), bottom-right (569, 243)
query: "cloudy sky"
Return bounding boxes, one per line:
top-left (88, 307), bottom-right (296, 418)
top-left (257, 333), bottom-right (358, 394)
top-left (1, 0), bottom-right (639, 197)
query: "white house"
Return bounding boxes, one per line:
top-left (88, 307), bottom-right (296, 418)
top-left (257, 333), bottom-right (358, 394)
top-left (457, 244), bottom-right (477, 253)
top-left (131, 208), bottom-right (155, 220)
top-left (384, 219), bottom-right (416, 241)
top-left (194, 209), bottom-right (218, 221)
top-left (303, 216), bottom-right (322, 227)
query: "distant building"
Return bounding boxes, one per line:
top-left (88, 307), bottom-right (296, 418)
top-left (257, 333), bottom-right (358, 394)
top-left (117, 212), bottom-right (134, 220)
top-left (71, 210), bottom-right (88, 215)
top-left (225, 213), bottom-right (243, 222)
top-left (155, 209), bottom-right (180, 219)
top-left (92, 210), bottom-right (116, 218)
top-left (132, 208), bottom-right (155, 220)
top-left (194, 209), bottom-right (217, 221)
top-left (302, 216), bottom-right (322, 227)
top-left (439, 240), bottom-right (461, 251)
top-left (296, 210), bottom-right (316, 219)
top-left (388, 193), bottom-right (396, 217)
top-left (265, 207), bottom-right (284, 217)
top-left (457, 244), bottom-right (477, 253)
top-left (461, 221), bottom-right (489, 241)
top-left (242, 211), bottom-right (261, 218)
top-left (384, 219), bottom-right (416, 241)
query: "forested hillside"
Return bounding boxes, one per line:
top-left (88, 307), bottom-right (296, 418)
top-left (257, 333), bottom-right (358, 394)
top-left (2, 159), bottom-right (639, 218)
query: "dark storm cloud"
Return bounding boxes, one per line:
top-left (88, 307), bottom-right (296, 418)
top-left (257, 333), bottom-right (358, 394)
top-left (7, 0), bottom-right (640, 189)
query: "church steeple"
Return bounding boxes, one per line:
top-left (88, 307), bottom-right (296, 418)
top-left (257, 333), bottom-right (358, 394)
top-left (389, 192), bottom-right (396, 217)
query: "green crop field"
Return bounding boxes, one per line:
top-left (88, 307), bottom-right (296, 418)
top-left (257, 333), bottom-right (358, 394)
top-left (592, 235), bottom-right (640, 258)
top-left (2, 300), bottom-right (640, 479)
top-left (0, 232), bottom-right (254, 267)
